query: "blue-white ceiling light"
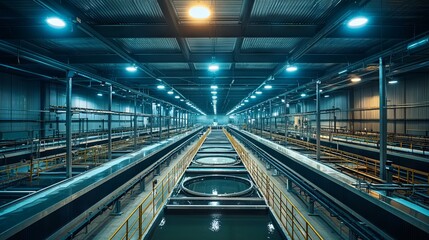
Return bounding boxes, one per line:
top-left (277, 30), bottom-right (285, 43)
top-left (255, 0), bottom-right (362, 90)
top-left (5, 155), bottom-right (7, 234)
top-left (250, 95), bottom-right (256, 99)
top-left (97, 93), bottom-right (103, 97)
top-left (167, 90), bottom-right (174, 95)
top-left (264, 85), bottom-right (272, 89)
top-left (300, 93), bottom-right (306, 97)
top-left (208, 64), bottom-right (219, 72)
top-left (211, 91), bottom-right (217, 95)
top-left (388, 80), bottom-right (398, 84)
top-left (126, 65), bottom-right (137, 72)
top-left (175, 96), bottom-right (180, 99)
top-left (255, 91), bottom-right (262, 94)
top-left (286, 65), bottom-right (298, 72)
top-left (347, 17), bottom-right (368, 28)
top-left (46, 17), bottom-right (66, 28)
top-left (210, 85), bottom-right (218, 90)
top-left (157, 85), bottom-right (165, 90)
top-left (244, 99), bottom-right (249, 103)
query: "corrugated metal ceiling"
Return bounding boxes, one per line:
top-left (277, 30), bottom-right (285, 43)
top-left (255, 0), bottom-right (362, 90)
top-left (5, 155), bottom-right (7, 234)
top-left (149, 63), bottom-right (190, 70)
top-left (235, 63), bottom-right (277, 69)
top-left (310, 38), bottom-right (381, 54)
top-left (67, 0), bottom-right (165, 24)
top-left (186, 38), bottom-right (237, 53)
top-left (0, 0), bottom-right (50, 19)
top-left (250, 0), bottom-right (341, 24)
top-left (115, 38), bottom-right (181, 53)
top-left (30, 38), bottom-right (110, 54)
top-left (242, 38), bottom-right (302, 52)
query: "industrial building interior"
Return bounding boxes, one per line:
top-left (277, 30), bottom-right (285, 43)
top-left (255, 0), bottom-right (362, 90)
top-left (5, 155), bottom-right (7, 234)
top-left (0, 0), bottom-right (428, 239)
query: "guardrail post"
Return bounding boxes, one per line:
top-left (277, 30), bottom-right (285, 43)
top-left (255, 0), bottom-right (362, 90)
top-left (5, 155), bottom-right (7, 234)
top-left (139, 205), bottom-right (142, 237)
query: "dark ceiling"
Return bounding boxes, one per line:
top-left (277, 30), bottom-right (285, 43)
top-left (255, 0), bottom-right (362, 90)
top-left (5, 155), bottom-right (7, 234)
top-left (0, 0), bottom-right (428, 115)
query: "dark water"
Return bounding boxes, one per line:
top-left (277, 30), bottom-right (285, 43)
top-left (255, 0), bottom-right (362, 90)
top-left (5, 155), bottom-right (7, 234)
top-left (148, 212), bottom-right (286, 240)
top-left (185, 178), bottom-right (250, 195)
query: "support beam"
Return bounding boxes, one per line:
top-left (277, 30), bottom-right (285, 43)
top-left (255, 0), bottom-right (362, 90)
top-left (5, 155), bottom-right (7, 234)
top-left (65, 71), bottom-right (74, 178)
top-left (379, 57), bottom-right (387, 180)
top-left (269, 100), bottom-right (272, 140)
top-left (134, 95), bottom-right (138, 150)
top-left (316, 81), bottom-right (321, 161)
top-left (284, 95), bottom-right (288, 145)
top-left (108, 85), bottom-right (112, 161)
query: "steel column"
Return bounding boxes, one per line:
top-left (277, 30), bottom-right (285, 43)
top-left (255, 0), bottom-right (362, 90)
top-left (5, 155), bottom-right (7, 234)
top-left (134, 96), bottom-right (138, 149)
top-left (379, 57), bottom-right (387, 180)
top-left (284, 95), bottom-right (288, 144)
top-left (108, 85), bottom-right (112, 161)
top-left (65, 71), bottom-right (74, 178)
top-left (269, 100), bottom-right (272, 140)
top-left (316, 81), bottom-right (321, 161)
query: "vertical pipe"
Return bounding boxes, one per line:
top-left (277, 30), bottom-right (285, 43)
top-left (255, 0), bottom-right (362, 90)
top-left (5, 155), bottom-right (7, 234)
top-left (66, 71), bottom-right (74, 178)
top-left (108, 85), bottom-right (112, 161)
top-left (316, 81), bottom-right (321, 161)
top-left (269, 100), bottom-right (272, 140)
top-left (159, 105), bottom-right (162, 140)
top-left (260, 107), bottom-right (263, 136)
top-left (284, 95), bottom-right (288, 144)
top-left (134, 96), bottom-right (138, 149)
top-left (150, 101), bottom-right (153, 143)
top-left (379, 57), bottom-right (387, 180)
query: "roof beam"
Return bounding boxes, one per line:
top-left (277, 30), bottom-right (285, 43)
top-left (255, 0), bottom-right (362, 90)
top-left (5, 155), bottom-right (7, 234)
top-left (156, 0), bottom-right (194, 71)
top-left (21, 53), bottom-right (362, 64)
top-left (0, 24), bottom-right (419, 39)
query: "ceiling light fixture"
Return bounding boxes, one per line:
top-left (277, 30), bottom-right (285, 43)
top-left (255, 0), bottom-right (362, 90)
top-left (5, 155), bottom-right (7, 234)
top-left (347, 17), bottom-right (368, 28)
top-left (255, 91), bottom-right (262, 94)
top-left (286, 65), bottom-right (298, 72)
top-left (167, 90), bottom-right (174, 95)
top-left (264, 85), bottom-right (272, 89)
top-left (250, 95), bottom-right (256, 99)
top-left (175, 96), bottom-right (180, 99)
top-left (46, 17), bottom-right (66, 28)
top-left (157, 85), bottom-right (165, 89)
top-left (388, 80), bottom-right (398, 84)
top-left (97, 93), bottom-right (103, 96)
top-left (189, 5), bottom-right (210, 19)
top-left (244, 99), bottom-right (249, 102)
top-left (210, 85), bottom-right (218, 89)
top-left (324, 95), bottom-right (330, 98)
top-left (211, 91), bottom-right (217, 95)
top-left (125, 65), bottom-right (137, 72)
top-left (300, 93), bottom-right (306, 97)
top-left (208, 64), bottom-right (219, 72)
top-left (351, 77), bottom-right (362, 82)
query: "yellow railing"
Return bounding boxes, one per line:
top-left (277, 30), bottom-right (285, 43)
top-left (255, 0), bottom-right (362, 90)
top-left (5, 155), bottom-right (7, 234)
top-left (264, 131), bottom-right (429, 185)
top-left (224, 129), bottom-right (323, 240)
top-left (109, 128), bottom-right (209, 240)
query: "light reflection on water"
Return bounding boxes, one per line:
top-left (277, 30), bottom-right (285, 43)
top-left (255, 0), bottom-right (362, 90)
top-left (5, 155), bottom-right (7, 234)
top-left (209, 214), bottom-right (222, 232)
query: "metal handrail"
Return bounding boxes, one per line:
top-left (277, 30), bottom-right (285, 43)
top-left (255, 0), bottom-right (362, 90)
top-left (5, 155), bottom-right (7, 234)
top-left (109, 128), bottom-right (210, 240)
top-left (224, 129), bottom-right (323, 240)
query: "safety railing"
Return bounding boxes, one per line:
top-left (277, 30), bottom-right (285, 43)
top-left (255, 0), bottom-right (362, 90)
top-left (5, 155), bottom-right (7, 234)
top-left (267, 131), bottom-right (429, 185)
top-left (224, 129), bottom-right (323, 240)
top-left (109, 128), bottom-right (209, 240)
